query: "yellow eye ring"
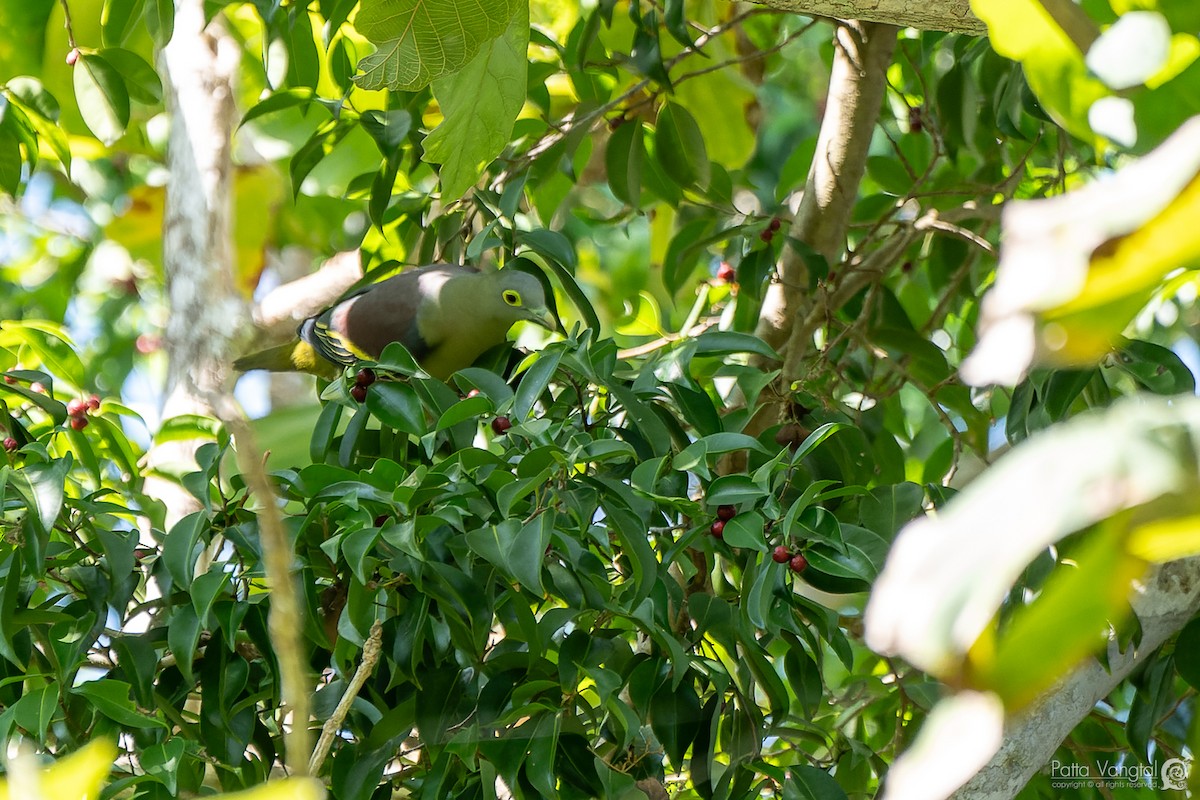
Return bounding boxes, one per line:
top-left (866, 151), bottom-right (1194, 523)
top-left (502, 290), bottom-right (523, 307)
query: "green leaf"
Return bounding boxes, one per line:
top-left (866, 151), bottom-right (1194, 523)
top-left (790, 422), bottom-right (851, 463)
top-left (649, 681), bottom-right (702, 770)
top-left (341, 526), bottom-right (382, 585)
top-left (167, 605), bottom-right (202, 686)
top-left (655, 102), bottom-right (710, 190)
top-left (1174, 617), bottom-right (1200, 690)
top-left (691, 330), bottom-right (780, 361)
top-left (721, 511), bottom-right (767, 552)
top-left (100, 48), bottom-right (162, 104)
top-left (102, 0), bottom-right (147, 45)
top-left (190, 568), bottom-right (231, 627)
top-left (706, 475), bottom-right (768, 506)
top-left (366, 381), bottom-right (426, 436)
top-left (73, 679), bottom-right (166, 728)
top-left (513, 348), bottom-right (562, 421)
top-left (516, 229), bottom-right (577, 272)
top-left (1114, 339), bottom-right (1197, 394)
top-left (605, 120), bottom-right (644, 206)
top-left (785, 765), bottom-right (848, 800)
top-left (9, 459), bottom-right (67, 535)
top-left (240, 88), bottom-right (317, 128)
top-left (12, 684), bottom-right (58, 739)
top-left (858, 482), bottom-right (925, 540)
top-left (162, 511), bottom-right (208, 588)
top-left (354, 0), bottom-right (520, 91)
top-left (435, 395), bottom-right (491, 431)
top-left (465, 517), bottom-right (550, 595)
top-left (970, 0), bottom-right (1106, 140)
top-left (674, 433), bottom-right (771, 473)
top-left (421, 3), bottom-right (529, 199)
top-left (74, 53), bottom-right (130, 145)
top-left (154, 414), bottom-right (223, 445)
top-left (289, 118), bottom-right (355, 198)
top-left (0, 130), bottom-right (21, 196)
top-left (361, 108), bottom-right (413, 153)
top-left (979, 521), bottom-right (1147, 707)
top-left (144, 0), bottom-right (175, 47)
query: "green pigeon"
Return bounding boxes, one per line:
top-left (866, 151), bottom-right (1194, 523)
top-left (234, 265), bottom-right (555, 380)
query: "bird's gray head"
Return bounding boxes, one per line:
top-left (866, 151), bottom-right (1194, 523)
top-left (490, 270), bottom-right (556, 330)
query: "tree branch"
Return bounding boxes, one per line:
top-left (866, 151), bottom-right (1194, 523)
top-left (755, 20), bottom-right (897, 383)
top-left (950, 557), bottom-right (1200, 800)
top-left (740, 0), bottom-right (985, 34)
top-left (252, 249), bottom-right (364, 341)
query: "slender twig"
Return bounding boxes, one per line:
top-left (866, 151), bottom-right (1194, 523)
top-left (309, 619), bottom-right (384, 774)
top-left (58, 0), bottom-right (77, 50)
top-left (210, 394), bottom-right (312, 775)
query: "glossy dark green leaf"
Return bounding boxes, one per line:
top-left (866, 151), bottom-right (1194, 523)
top-left (785, 765), bottom-right (848, 800)
top-left (691, 330), bottom-right (780, 361)
top-left (102, 0), bottom-right (147, 45)
top-left (706, 474), bottom-right (768, 506)
top-left (1114, 339), bottom-right (1196, 395)
top-left (366, 381), bottom-right (426, 436)
top-left (100, 48), bottom-right (162, 104)
top-left (605, 120), bottom-right (644, 207)
top-left (240, 88), bottom-right (317, 128)
top-left (655, 102), bottom-right (710, 190)
top-left (721, 511), bottom-right (768, 552)
top-left (74, 679), bottom-right (166, 728)
top-left (514, 347), bottom-right (562, 421)
top-left (144, 0), bottom-right (174, 47)
top-left (74, 53), bottom-right (130, 145)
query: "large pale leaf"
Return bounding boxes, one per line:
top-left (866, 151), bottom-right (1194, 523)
top-left (970, 0), bottom-right (1107, 140)
top-left (353, 0), bottom-right (519, 91)
top-left (962, 115), bottom-right (1200, 385)
top-left (421, 3), bottom-right (528, 199)
top-left (865, 395), bottom-right (1200, 678)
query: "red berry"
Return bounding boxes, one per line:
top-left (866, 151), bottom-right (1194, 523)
top-left (789, 553), bottom-right (808, 574)
top-left (87, 395), bottom-right (101, 411)
top-left (3, 375), bottom-right (15, 384)
top-left (67, 399), bottom-right (88, 416)
top-left (772, 545), bottom-right (791, 564)
top-left (66, 48), bottom-right (79, 66)
top-left (716, 262), bottom-right (736, 283)
top-left (70, 415), bottom-right (89, 431)
top-left (768, 217), bottom-right (782, 232)
top-left (716, 505), bottom-right (736, 522)
top-left (30, 382), bottom-right (45, 394)
top-left (466, 389), bottom-right (481, 398)
top-left (759, 230), bottom-right (774, 243)
top-left (350, 384), bottom-right (368, 403)
top-left (355, 368), bottom-right (376, 387)
top-left (2, 438), bottom-right (17, 452)
top-left (491, 416), bottom-right (513, 435)
top-left (710, 520), bottom-right (725, 538)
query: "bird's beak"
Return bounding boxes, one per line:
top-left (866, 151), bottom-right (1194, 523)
top-left (526, 307), bottom-right (558, 332)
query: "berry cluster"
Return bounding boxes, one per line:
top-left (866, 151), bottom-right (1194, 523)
top-left (350, 368), bottom-right (375, 402)
top-left (759, 216), bottom-right (783, 243)
top-left (772, 545), bottom-right (808, 574)
top-left (708, 504), bottom-right (736, 538)
top-left (66, 395), bottom-right (101, 431)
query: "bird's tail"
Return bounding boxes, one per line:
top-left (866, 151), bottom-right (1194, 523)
top-left (233, 341), bottom-right (337, 378)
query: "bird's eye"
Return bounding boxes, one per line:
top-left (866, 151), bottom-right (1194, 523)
top-left (503, 290), bottom-right (523, 307)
